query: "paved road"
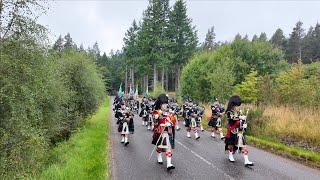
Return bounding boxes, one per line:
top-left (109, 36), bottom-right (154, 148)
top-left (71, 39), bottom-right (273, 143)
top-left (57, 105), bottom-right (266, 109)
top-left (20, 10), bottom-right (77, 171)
top-left (110, 100), bottom-right (320, 180)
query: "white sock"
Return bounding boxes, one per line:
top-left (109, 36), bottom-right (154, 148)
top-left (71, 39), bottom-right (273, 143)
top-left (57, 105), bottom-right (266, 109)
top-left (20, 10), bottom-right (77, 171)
top-left (157, 153), bottom-right (163, 163)
top-left (195, 132), bottom-right (199, 138)
top-left (166, 156), bottom-right (173, 167)
top-left (229, 151), bottom-right (235, 162)
top-left (243, 154), bottom-right (253, 164)
top-left (220, 132), bottom-right (224, 138)
top-left (211, 132), bottom-right (215, 137)
top-left (124, 137), bottom-right (128, 143)
top-left (121, 136), bottom-right (125, 142)
top-left (187, 132), bottom-right (191, 137)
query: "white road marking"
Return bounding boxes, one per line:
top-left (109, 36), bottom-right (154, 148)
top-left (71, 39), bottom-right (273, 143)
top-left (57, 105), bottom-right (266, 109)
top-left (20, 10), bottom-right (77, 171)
top-left (176, 140), bottom-right (235, 180)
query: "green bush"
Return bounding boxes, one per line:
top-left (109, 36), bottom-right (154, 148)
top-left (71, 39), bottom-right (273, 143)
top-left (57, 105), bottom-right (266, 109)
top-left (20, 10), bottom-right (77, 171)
top-left (180, 47), bottom-right (235, 102)
top-left (150, 82), bottom-right (165, 98)
top-left (0, 40), bottom-right (106, 178)
top-left (234, 70), bottom-right (259, 103)
top-left (274, 62), bottom-right (320, 106)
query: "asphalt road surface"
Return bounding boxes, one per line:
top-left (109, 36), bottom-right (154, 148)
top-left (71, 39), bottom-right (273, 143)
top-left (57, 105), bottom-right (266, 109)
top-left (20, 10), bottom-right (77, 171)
top-left (110, 100), bottom-right (320, 180)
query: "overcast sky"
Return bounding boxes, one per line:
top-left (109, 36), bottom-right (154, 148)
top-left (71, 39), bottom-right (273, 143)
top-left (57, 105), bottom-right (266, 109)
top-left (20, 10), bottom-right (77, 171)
top-left (38, 0), bottom-right (320, 54)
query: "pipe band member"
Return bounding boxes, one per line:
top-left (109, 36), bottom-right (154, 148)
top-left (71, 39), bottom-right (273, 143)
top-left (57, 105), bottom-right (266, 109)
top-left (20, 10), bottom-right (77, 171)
top-left (208, 98), bottom-right (225, 139)
top-left (151, 94), bottom-right (176, 170)
top-left (224, 95), bottom-right (254, 166)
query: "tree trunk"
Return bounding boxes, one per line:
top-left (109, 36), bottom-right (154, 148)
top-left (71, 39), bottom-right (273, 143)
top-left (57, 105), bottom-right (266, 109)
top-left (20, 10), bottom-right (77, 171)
top-left (174, 64), bottom-right (178, 92)
top-left (153, 63), bottom-right (157, 91)
top-left (177, 64), bottom-right (182, 92)
top-left (174, 64), bottom-right (182, 93)
top-left (161, 67), bottom-right (165, 90)
top-left (131, 65), bottom-right (135, 91)
top-left (125, 66), bottom-right (128, 94)
top-left (165, 68), bottom-right (169, 92)
top-left (146, 74), bottom-right (149, 94)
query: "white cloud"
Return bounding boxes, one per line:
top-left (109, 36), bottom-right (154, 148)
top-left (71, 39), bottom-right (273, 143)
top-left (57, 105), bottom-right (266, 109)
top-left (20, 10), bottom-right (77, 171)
top-left (38, 1), bottom-right (320, 54)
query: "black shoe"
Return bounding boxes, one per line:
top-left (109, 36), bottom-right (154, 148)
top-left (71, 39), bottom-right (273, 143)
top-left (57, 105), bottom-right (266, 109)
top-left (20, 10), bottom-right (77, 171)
top-left (158, 161), bottom-right (163, 165)
top-left (167, 165), bottom-right (175, 171)
top-left (124, 142), bottom-right (129, 146)
top-left (196, 136), bottom-right (200, 140)
top-left (221, 137), bottom-right (225, 140)
top-left (245, 162), bottom-right (254, 167)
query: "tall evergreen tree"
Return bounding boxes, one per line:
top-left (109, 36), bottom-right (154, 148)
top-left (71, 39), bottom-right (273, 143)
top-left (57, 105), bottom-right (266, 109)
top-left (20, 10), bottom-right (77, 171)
top-left (286, 21), bottom-right (305, 63)
top-left (252, 34), bottom-right (258, 42)
top-left (168, 0), bottom-right (198, 91)
top-left (312, 23), bottom-right (320, 60)
top-left (53, 35), bottom-right (64, 52)
top-left (302, 26), bottom-right (314, 63)
top-left (64, 33), bottom-right (76, 50)
top-left (203, 26), bottom-right (216, 51)
top-left (270, 28), bottom-right (285, 50)
top-left (258, 32), bottom-right (268, 41)
top-left (123, 19), bottom-right (140, 92)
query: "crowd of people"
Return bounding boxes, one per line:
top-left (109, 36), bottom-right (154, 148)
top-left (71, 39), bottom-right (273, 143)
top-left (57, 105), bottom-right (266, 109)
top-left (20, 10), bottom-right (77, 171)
top-left (112, 93), bottom-right (254, 171)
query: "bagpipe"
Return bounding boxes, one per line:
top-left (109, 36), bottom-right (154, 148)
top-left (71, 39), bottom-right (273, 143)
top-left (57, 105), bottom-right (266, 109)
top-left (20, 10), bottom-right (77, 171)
top-left (117, 109), bottom-right (135, 133)
top-left (230, 109), bottom-right (250, 152)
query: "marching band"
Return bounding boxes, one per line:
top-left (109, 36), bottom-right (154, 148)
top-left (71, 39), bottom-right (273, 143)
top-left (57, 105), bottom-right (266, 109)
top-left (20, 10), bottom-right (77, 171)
top-left (113, 92), bottom-right (254, 171)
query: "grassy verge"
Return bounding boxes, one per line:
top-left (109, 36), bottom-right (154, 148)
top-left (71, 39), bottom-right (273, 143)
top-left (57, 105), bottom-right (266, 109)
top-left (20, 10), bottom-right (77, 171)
top-left (246, 135), bottom-right (320, 169)
top-left (200, 117), bottom-right (320, 169)
top-left (38, 97), bottom-right (110, 179)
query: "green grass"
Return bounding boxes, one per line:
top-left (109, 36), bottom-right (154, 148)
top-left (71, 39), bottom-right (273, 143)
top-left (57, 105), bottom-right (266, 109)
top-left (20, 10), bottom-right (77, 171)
top-left (38, 97), bottom-right (110, 180)
top-left (246, 135), bottom-right (320, 168)
top-left (201, 118), bottom-right (320, 169)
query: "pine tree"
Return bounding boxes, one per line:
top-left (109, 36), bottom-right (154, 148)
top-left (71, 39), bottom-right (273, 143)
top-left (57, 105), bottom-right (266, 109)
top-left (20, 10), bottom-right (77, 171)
top-left (312, 23), bottom-right (320, 60)
top-left (167, 0), bottom-right (198, 91)
top-left (53, 35), bottom-right (64, 52)
top-left (79, 43), bottom-right (85, 52)
top-left (258, 32), bottom-right (268, 41)
top-left (123, 19), bottom-right (140, 92)
top-left (64, 33), bottom-right (76, 50)
top-left (234, 33), bottom-right (242, 41)
top-left (270, 28), bottom-right (285, 50)
top-left (203, 26), bottom-right (216, 51)
top-left (252, 34), bottom-right (258, 42)
top-left (302, 26), bottom-right (314, 63)
top-left (286, 21), bottom-right (305, 63)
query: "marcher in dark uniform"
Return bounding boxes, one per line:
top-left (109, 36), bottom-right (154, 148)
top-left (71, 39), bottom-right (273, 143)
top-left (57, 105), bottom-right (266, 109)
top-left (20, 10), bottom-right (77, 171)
top-left (225, 95), bottom-right (253, 166)
top-left (208, 98), bottom-right (225, 139)
top-left (118, 105), bottom-right (134, 146)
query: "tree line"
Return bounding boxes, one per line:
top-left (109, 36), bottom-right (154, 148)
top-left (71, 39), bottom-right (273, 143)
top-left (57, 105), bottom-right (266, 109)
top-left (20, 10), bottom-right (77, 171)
top-left (105, 0), bottom-right (319, 95)
top-left (100, 0), bottom-right (198, 94)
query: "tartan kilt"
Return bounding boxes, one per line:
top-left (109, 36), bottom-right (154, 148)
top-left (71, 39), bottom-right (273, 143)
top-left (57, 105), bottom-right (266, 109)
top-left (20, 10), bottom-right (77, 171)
top-left (208, 118), bottom-right (218, 127)
top-left (224, 133), bottom-right (247, 151)
top-left (152, 129), bottom-right (175, 149)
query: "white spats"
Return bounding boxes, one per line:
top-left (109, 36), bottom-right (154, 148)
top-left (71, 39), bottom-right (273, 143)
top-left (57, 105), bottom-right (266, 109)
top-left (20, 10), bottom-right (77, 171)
top-left (124, 137), bottom-right (129, 146)
top-left (243, 155), bottom-right (254, 166)
top-left (166, 156), bottom-right (175, 170)
top-left (195, 132), bottom-right (200, 139)
top-left (187, 132), bottom-right (191, 138)
top-left (220, 132), bottom-right (225, 139)
top-left (157, 153), bottom-right (163, 164)
top-left (228, 152), bottom-right (235, 162)
top-left (211, 132), bottom-right (215, 138)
